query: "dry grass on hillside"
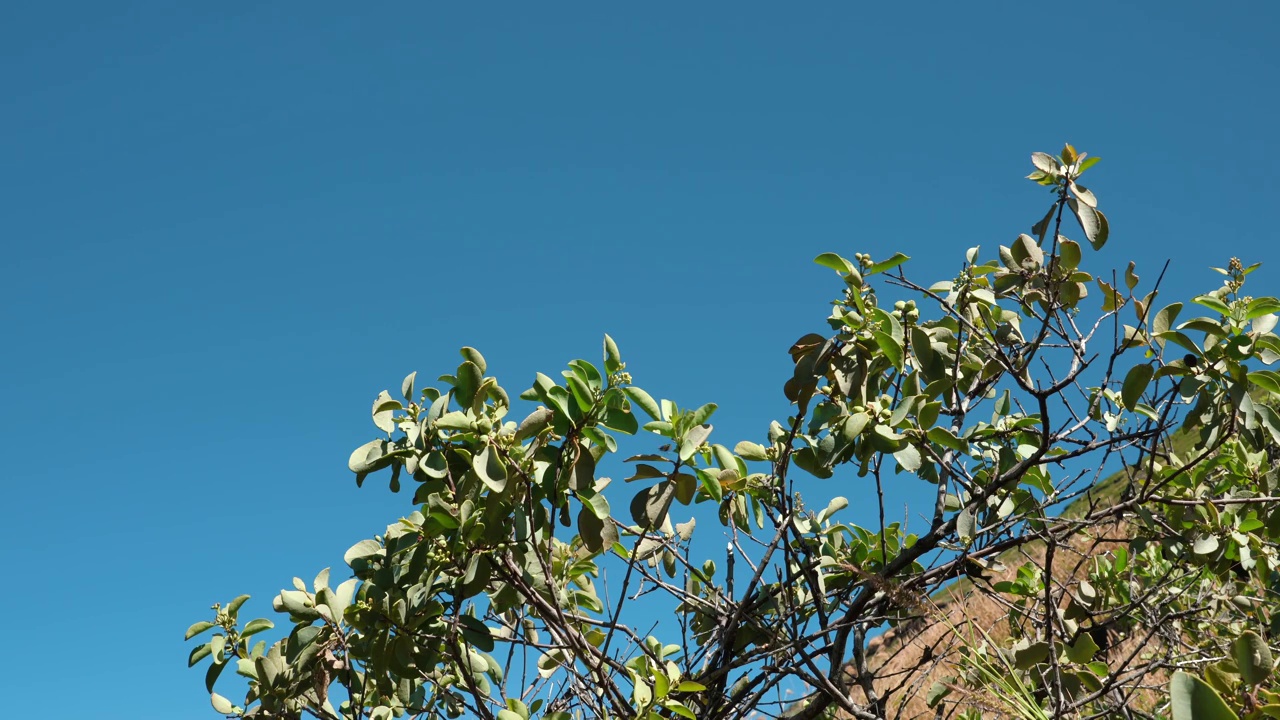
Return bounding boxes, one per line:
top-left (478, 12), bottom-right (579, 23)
top-left (841, 517), bottom-right (1170, 719)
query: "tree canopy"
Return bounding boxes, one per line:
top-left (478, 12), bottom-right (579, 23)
top-left (187, 146), bottom-right (1280, 720)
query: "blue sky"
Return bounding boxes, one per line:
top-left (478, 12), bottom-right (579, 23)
top-left (2, 2), bottom-right (1278, 716)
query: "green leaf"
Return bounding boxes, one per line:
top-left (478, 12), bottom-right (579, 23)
top-left (185, 621), bottom-right (216, 641)
top-left (1193, 295), bottom-right (1233, 316)
top-left (814, 252), bottom-right (859, 277)
top-left (204, 657), bottom-right (226, 692)
top-left (676, 680), bottom-right (707, 692)
top-left (473, 445), bottom-right (508, 493)
top-left (654, 670), bottom-right (671, 699)
top-left (1153, 302), bottom-right (1183, 341)
top-left (893, 444), bottom-right (922, 472)
top-left (1246, 298), bottom-right (1280, 320)
top-left (1250, 371), bottom-right (1280, 395)
top-left (226, 594), bottom-right (250, 619)
top-left (348, 439), bottom-right (389, 474)
top-left (869, 424), bottom-right (906, 452)
top-left (371, 390), bottom-right (401, 434)
top-left (454, 360), bottom-right (483, 407)
top-left (1097, 278), bottom-right (1123, 312)
top-left (1058, 238), bottom-right (1082, 270)
top-left (505, 699), bottom-right (531, 720)
top-left (633, 675), bottom-right (653, 709)
top-left (926, 680), bottom-right (952, 708)
top-left (565, 374), bottom-right (594, 412)
top-left (459, 555), bottom-right (492, 600)
top-left (873, 331), bottom-right (904, 372)
top-left (515, 406), bottom-right (554, 440)
top-left (1125, 261), bottom-right (1140, 290)
top-left (690, 403), bottom-right (718, 426)
top-left (842, 412), bottom-right (871, 443)
top-left (664, 701), bottom-right (697, 719)
top-left (1065, 633), bottom-right (1100, 664)
top-left (583, 502), bottom-right (616, 550)
top-left (679, 424), bottom-right (713, 462)
top-left (603, 334), bottom-right (622, 374)
top-left (1121, 364), bottom-right (1154, 411)
top-left (458, 615), bottom-right (494, 652)
top-left (1012, 234), bottom-right (1043, 268)
top-left (401, 371), bottom-right (417, 402)
top-left (927, 427), bottom-right (967, 453)
top-left (631, 481), bottom-right (677, 529)
top-left (1169, 671), bottom-right (1241, 720)
top-left (1069, 198), bottom-right (1108, 250)
top-left (956, 507), bottom-right (976, 543)
top-left (211, 692), bottom-right (235, 715)
top-left (1194, 534), bottom-right (1220, 555)
top-left (1031, 152), bottom-right (1058, 175)
top-left (734, 441), bottom-right (769, 461)
top-left (624, 386), bottom-right (662, 420)
top-left (240, 618), bottom-right (274, 639)
top-left (1233, 631), bottom-right (1274, 687)
top-left (1014, 641), bottom-right (1051, 670)
top-left (1071, 182), bottom-right (1097, 208)
top-left (867, 252), bottom-right (910, 275)
top-left (698, 468), bottom-right (723, 502)
top-left (188, 642), bottom-right (212, 667)
top-left (675, 517), bottom-right (696, 541)
top-left (460, 346), bottom-right (488, 374)
top-left (344, 539), bottom-right (382, 567)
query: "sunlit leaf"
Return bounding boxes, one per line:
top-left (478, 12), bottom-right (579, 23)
top-left (1169, 671), bottom-right (1240, 720)
top-left (185, 621), bottom-right (215, 641)
top-left (867, 252), bottom-right (910, 275)
top-left (679, 424), bottom-right (713, 462)
top-left (211, 692), bottom-right (235, 714)
top-left (1121, 364), bottom-right (1153, 410)
top-left (1234, 631), bottom-right (1274, 687)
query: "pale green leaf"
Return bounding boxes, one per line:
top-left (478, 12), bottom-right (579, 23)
top-left (1193, 294), bottom-right (1233, 316)
top-left (371, 390), bottom-right (400, 434)
top-left (893, 443), bottom-right (922, 472)
top-left (867, 252), bottom-right (910, 275)
top-left (624, 387), bottom-right (662, 420)
top-left (814, 252), bottom-right (858, 276)
top-left (1233, 631), bottom-right (1274, 686)
top-left (1069, 198), bottom-right (1108, 250)
top-left (1194, 535), bottom-right (1220, 555)
top-left (1121, 364), bottom-right (1153, 411)
top-left (240, 618), bottom-right (273, 639)
top-left (1030, 152), bottom-right (1058, 175)
top-left (734, 441), bottom-right (769, 461)
top-left (211, 692), bottom-right (235, 714)
top-left (1169, 671), bottom-right (1240, 720)
top-left (679, 424), bottom-right (713, 462)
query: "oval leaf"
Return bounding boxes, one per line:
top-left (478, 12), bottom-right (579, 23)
top-left (474, 445), bottom-right (509, 493)
top-left (679, 424), bottom-right (713, 462)
top-left (185, 621), bottom-right (216, 641)
top-left (211, 692), bottom-right (235, 714)
top-left (1169, 671), bottom-right (1240, 720)
top-left (1233, 631), bottom-right (1274, 687)
top-left (1121, 364), bottom-right (1154, 411)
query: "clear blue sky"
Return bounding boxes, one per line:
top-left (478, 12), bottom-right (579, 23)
top-left (2, 2), bottom-right (1277, 716)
